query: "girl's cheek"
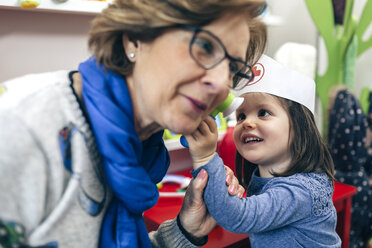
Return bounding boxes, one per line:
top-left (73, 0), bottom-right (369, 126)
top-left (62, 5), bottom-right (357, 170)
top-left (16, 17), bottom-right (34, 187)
top-left (232, 126), bottom-right (240, 144)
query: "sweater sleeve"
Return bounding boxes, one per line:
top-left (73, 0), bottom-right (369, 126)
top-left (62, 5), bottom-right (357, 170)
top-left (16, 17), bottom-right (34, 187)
top-left (0, 110), bottom-right (49, 244)
top-left (192, 154), bottom-right (313, 234)
top-left (149, 218), bottom-right (202, 248)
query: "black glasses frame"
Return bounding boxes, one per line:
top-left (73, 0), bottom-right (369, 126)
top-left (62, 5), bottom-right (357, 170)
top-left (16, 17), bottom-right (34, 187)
top-left (170, 24), bottom-right (254, 90)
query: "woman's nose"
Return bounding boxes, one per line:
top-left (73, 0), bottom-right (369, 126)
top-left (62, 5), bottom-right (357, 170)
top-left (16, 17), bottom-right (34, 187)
top-left (203, 59), bottom-right (231, 93)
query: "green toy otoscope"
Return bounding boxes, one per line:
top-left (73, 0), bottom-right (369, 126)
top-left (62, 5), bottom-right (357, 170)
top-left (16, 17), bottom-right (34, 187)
top-left (180, 91), bottom-right (243, 148)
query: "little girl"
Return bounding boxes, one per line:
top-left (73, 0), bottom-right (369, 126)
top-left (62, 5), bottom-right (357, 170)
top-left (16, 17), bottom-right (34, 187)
top-left (186, 55), bottom-right (342, 247)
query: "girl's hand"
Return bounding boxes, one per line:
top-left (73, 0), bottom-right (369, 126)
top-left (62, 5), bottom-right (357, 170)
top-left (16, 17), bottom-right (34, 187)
top-left (179, 167), bottom-right (245, 240)
top-left (185, 116), bottom-right (218, 169)
top-left (225, 165), bottom-right (245, 198)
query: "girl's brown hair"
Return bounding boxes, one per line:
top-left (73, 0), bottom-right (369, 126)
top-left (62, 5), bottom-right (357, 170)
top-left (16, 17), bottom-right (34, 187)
top-left (88, 0), bottom-right (267, 76)
top-left (236, 95), bottom-right (335, 189)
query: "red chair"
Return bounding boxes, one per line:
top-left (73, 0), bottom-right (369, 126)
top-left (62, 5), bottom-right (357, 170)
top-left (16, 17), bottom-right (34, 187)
top-left (217, 126), bottom-right (236, 173)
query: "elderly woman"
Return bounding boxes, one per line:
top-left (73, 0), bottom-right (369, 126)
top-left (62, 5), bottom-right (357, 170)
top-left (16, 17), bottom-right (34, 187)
top-left (0, 0), bottom-right (267, 247)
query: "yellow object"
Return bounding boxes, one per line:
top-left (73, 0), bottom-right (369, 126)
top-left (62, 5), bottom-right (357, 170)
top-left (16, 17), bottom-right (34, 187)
top-left (163, 129), bottom-right (181, 140)
top-left (20, 0), bottom-right (41, 9)
top-left (215, 112), bottom-right (227, 132)
top-left (163, 113), bottom-right (227, 140)
top-left (0, 86), bottom-right (6, 96)
top-left (156, 183), bottom-right (163, 189)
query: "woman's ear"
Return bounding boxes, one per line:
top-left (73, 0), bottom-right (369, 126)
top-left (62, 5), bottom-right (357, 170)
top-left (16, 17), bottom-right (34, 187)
top-left (123, 34), bottom-right (138, 62)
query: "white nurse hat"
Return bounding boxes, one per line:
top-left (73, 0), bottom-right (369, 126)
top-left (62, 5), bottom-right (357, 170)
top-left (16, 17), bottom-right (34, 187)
top-left (234, 55), bottom-right (316, 114)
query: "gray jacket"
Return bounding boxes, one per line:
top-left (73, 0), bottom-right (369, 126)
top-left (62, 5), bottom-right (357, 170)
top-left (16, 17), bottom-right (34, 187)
top-left (0, 71), bottom-right (198, 248)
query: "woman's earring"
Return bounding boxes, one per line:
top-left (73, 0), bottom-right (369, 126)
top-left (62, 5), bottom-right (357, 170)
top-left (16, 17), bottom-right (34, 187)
top-left (129, 53), bottom-right (135, 59)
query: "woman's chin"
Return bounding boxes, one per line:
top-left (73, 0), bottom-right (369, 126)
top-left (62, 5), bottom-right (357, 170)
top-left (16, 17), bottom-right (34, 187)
top-left (167, 121), bottom-right (200, 135)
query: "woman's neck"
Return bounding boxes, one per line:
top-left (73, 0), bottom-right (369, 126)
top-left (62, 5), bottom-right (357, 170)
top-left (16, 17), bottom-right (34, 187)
top-left (136, 122), bottom-right (162, 141)
top-left (72, 72), bottom-right (161, 141)
top-left (126, 74), bottom-right (162, 141)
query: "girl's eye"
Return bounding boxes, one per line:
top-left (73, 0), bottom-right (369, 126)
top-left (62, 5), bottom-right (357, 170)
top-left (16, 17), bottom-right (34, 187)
top-left (236, 112), bottom-right (246, 121)
top-left (258, 109), bottom-right (270, 117)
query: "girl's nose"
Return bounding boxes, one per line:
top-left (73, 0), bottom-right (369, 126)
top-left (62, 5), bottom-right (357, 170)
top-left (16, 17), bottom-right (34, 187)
top-left (243, 119), bottom-right (257, 129)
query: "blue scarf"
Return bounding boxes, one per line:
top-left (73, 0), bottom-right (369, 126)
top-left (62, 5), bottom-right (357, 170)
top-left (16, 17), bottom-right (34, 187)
top-left (79, 57), bottom-right (170, 247)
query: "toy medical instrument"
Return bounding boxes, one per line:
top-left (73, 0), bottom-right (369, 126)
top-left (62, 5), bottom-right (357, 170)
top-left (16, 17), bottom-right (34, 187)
top-left (180, 91), bottom-right (243, 148)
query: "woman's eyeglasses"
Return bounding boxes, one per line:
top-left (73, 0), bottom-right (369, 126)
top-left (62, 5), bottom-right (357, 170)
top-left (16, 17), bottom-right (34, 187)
top-left (172, 24), bottom-right (254, 90)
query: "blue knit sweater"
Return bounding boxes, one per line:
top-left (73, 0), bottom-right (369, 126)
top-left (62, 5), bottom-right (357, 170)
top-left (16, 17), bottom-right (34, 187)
top-left (191, 155), bottom-right (341, 248)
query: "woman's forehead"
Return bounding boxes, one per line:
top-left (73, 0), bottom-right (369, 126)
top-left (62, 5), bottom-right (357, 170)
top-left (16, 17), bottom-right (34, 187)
top-left (202, 13), bottom-right (250, 60)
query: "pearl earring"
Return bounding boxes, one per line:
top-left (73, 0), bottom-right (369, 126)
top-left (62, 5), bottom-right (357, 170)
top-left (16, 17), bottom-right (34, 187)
top-left (129, 53), bottom-right (135, 58)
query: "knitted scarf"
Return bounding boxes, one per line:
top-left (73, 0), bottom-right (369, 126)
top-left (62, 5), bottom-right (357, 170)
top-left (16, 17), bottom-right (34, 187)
top-left (79, 57), bottom-right (170, 247)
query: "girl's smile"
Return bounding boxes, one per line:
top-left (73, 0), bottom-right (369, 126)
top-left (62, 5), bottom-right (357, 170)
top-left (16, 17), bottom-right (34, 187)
top-left (241, 134), bottom-right (264, 144)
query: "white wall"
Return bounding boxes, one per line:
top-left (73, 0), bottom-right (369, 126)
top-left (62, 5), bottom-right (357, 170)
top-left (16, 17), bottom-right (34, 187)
top-left (266, 0), bottom-right (372, 97)
top-left (0, 9), bottom-right (93, 82)
top-left (1, 1), bottom-right (371, 91)
top-left (265, 0), bottom-right (317, 56)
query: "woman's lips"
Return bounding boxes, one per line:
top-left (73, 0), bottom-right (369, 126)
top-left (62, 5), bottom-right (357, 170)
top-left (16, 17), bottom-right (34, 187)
top-left (186, 96), bottom-right (207, 113)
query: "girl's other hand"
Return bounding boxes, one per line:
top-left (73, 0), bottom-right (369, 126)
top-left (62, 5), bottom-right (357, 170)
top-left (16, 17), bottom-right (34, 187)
top-left (225, 165), bottom-right (245, 198)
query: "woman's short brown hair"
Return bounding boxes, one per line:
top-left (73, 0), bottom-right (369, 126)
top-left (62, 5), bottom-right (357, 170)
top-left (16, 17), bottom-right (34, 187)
top-left (88, 0), bottom-right (267, 76)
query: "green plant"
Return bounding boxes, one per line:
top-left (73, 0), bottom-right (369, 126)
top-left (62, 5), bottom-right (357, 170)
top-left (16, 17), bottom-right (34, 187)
top-left (304, 0), bottom-right (372, 136)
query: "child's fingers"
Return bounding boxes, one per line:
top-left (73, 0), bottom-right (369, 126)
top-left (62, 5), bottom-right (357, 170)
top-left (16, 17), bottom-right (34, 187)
top-left (225, 165), bottom-right (246, 198)
top-left (204, 116), bottom-right (218, 134)
top-left (185, 126), bottom-right (204, 144)
top-left (184, 133), bottom-right (196, 143)
top-left (237, 185), bottom-right (245, 199)
top-left (196, 120), bottom-right (210, 136)
top-left (187, 117), bottom-right (216, 143)
top-left (197, 117), bottom-right (216, 136)
top-left (191, 131), bottom-right (200, 141)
